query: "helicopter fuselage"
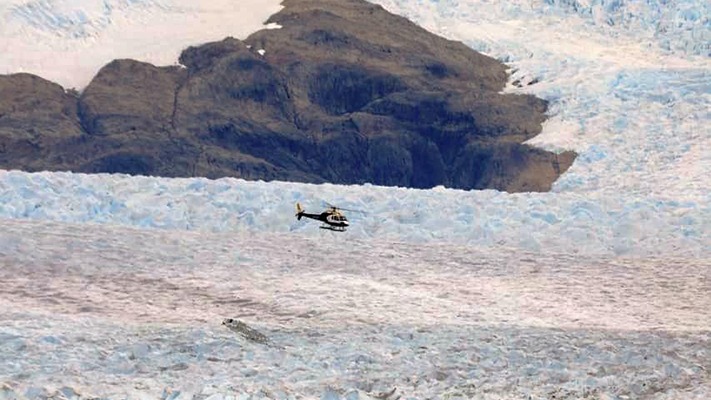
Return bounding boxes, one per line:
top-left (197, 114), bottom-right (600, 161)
top-left (295, 203), bottom-right (351, 231)
top-left (297, 211), bottom-right (349, 228)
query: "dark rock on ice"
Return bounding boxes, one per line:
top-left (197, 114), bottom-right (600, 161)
top-left (0, 0), bottom-right (575, 192)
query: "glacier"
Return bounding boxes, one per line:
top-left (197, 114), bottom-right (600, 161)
top-left (0, 170), bottom-right (708, 257)
top-left (0, 0), bottom-right (708, 257)
top-left (0, 0), bottom-right (710, 399)
top-left (0, 0), bottom-right (283, 89)
top-left (1, 219), bottom-right (710, 399)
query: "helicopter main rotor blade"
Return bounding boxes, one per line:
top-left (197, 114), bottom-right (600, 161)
top-left (323, 201), bottom-right (367, 214)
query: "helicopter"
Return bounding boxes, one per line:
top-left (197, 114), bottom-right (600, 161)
top-left (295, 202), bottom-right (359, 232)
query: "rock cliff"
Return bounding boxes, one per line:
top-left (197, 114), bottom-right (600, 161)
top-left (0, 0), bottom-right (575, 192)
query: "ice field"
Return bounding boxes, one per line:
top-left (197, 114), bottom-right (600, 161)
top-left (0, 170), bottom-right (708, 258)
top-left (1, 0), bottom-right (710, 398)
top-left (0, 0), bottom-right (283, 89)
top-left (1, 219), bottom-right (710, 399)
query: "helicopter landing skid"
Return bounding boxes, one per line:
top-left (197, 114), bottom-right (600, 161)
top-left (320, 225), bottom-right (346, 232)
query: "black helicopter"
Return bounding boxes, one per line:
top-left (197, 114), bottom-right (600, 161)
top-left (295, 202), bottom-right (359, 231)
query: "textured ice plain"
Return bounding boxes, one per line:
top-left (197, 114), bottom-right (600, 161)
top-left (1, 0), bottom-right (711, 398)
top-left (0, 0), bottom-right (283, 89)
top-left (1, 219), bottom-right (710, 399)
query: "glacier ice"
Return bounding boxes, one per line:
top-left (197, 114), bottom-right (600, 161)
top-left (0, 169), bottom-right (708, 257)
top-left (0, 1), bottom-right (710, 397)
top-left (0, 220), bottom-right (709, 399)
top-left (1, 0), bottom-right (703, 258)
top-left (0, 0), bottom-right (283, 89)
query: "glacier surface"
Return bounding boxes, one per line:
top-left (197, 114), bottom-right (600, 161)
top-left (0, 170), bottom-right (708, 257)
top-left (0, 0), bottom-right (707, 258)
top-left (0, 219), bottom-right (709, 399)
top-left (0, 0), bottom-right (710, 398)
top-left (0, 0), bottom-right (283, 89)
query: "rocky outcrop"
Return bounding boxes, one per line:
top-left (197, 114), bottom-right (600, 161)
top-left (0, 74), bottom-right (83, 171)
top-left (0, 0), bottom-right (575, 192)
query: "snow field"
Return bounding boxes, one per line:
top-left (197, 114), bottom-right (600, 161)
top-left (372, 0), bottom-right (711, 201)
top-left (0, 0), bottom-right (710, 398)
top-left (1, 219), bottom-right (709, 399)
top-left (0, 0), bottom-right (283, 89)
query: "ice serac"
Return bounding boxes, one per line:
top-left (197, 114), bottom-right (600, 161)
top-left (0, 0), bottom-right (575, 192)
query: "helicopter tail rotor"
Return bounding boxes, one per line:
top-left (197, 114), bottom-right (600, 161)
top-left (295, 203), bottom-right (305, 220)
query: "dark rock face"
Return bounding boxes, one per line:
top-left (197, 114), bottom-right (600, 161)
top-left (0, 74), bottom-right (83, 171)
top-left (0, 0), bottom-right (575, 192)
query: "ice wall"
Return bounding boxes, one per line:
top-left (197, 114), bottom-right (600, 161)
top-left (0, 170), bottom-right (707, 257)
